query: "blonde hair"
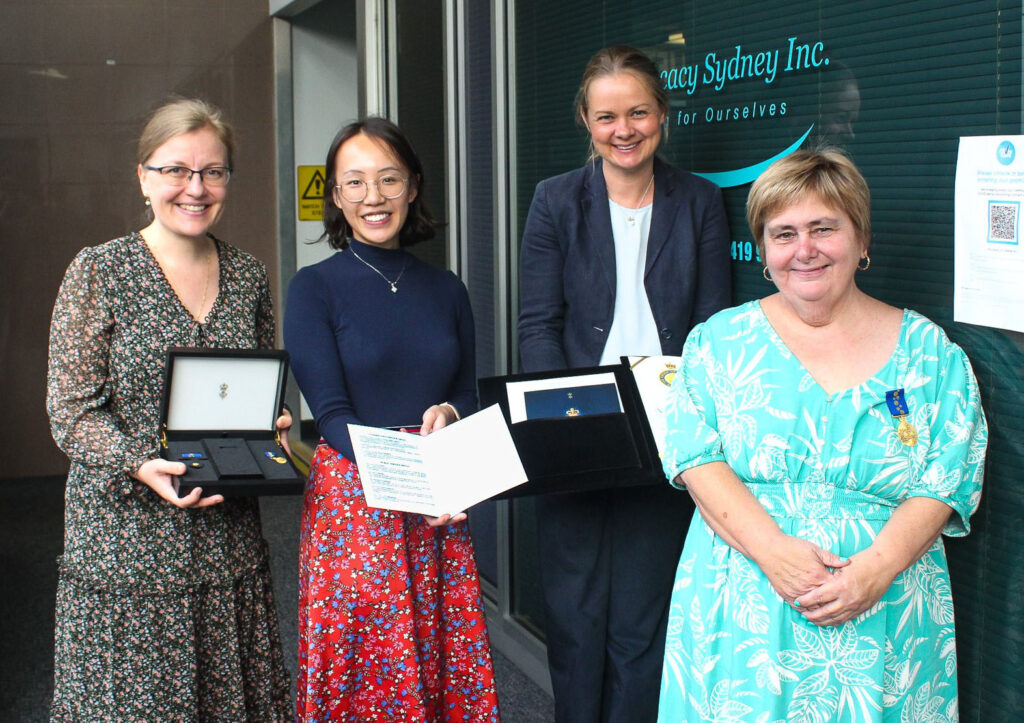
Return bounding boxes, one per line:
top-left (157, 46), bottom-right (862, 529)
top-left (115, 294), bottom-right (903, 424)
top-left (137, 98), bottom-right (234, 167)
top-left (575, 46), bottom-right (667, 160)
top-left (746, 149), bottom-right (871, 257)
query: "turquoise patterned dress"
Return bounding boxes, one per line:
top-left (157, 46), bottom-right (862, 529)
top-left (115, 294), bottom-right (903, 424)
top-left (658, 301), bottom-right (986, 723)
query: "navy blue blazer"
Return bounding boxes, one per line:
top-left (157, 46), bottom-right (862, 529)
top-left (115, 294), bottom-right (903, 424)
top-left (518, 157), bottom-right (732, 371)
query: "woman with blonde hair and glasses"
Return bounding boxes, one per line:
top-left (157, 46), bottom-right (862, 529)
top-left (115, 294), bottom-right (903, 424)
top-left (47, 98), bottom-right (291, 720)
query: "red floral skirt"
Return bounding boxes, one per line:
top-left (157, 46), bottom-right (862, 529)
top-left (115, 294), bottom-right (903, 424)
top-left (297, 443), bottom-right (500, 722)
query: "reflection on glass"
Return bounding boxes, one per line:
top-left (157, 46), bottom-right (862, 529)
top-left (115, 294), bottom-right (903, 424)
top-left (470, 499), bottom-right (498, 587)
top-left (395, 0), bottom-right (448, 269)
top-left (511, 496), bottom-right (546, 637)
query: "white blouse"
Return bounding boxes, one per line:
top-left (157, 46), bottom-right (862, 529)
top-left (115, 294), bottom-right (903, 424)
top-left (599, 199), bottom-right (662, 364)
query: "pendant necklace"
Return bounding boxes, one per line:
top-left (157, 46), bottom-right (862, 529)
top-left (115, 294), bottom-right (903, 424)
top-left (348, 243), bottom-right (409, 293)
top-left (143, 233), bottom-right (215, 322)
top-left (626, 173), bottom-right (655, 226)
top-left (195, 246), bottom-right (214, 322)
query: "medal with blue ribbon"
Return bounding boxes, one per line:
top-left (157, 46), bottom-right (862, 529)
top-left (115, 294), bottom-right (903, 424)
top-left (885, 388), bottom-right (918, 447)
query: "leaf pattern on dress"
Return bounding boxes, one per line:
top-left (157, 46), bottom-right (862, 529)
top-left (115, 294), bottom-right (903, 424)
top-left (658, 302), bottom-right (987, 723)
top-left (746, 644), bottom-right (800, 696)
top-left (788, 670), bottom-right (838, 723)
top-left (798, 372), bottom-right (818, 393)
top-left (710, 679), bottom-right (757, 722)
top-left (733, 560), bottom-right (771, 635)
top-left (899, 676), bottom-right (955, 723)
top-left (748, 434), bottom-right (789, 482)
top-left (939, 633), bottom-right (958, 679)
top-left (781, 624), bottom-right (882, 723)
top-left (883, 636), bottom-right (924, 706)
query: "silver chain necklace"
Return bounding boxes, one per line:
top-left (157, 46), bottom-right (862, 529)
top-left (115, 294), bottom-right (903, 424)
top-left (626, 174), bottom-right (655, 226)
top-left (348, 244), bottom-right (409, 293)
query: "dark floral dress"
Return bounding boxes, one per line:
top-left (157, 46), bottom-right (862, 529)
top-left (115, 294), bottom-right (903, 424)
top-left (46, 232), bottom-right (291, 722)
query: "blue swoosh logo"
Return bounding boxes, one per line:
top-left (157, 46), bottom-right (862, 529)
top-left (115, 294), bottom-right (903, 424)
top-left (693, 125), bottom-right (815, 188)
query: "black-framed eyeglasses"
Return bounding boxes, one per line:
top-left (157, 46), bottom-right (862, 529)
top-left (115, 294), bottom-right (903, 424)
top-left (333, 175), bottom-right (408, 203)
top-left (143, 165), bottom-right (233, 187)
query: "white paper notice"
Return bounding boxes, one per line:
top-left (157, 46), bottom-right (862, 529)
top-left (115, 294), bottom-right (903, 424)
top-left (954, 136), bottom-right (1024, 332)
top-left (626, 356), bottom-right (682, 458)
top-left (348, 404), bottom-right (527, 516)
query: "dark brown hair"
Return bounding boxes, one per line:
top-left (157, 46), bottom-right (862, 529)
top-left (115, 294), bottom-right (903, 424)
top-left (320, 117), bottom-right (441, 249)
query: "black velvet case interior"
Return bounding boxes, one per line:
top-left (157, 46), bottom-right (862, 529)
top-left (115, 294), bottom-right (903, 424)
top-left (158, 348), bottom-right (304, 497)
top-left (478, 364), bottom-right (664, 498)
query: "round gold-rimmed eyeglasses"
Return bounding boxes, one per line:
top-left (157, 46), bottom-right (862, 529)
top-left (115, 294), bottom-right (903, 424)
top-left (333, 175), bottom-right (408, 204)
top-left (143, 165), bottom-right (232, 187)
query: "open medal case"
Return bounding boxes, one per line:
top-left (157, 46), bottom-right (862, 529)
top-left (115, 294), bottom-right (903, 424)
top-left (158, 348), bottom-right (304, 496)
top-left (477, 362), bottom-right (664, 498)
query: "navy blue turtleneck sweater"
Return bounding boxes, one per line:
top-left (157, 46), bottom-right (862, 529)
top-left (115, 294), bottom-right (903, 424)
top-left (283, 241), bottom-right (477, 461)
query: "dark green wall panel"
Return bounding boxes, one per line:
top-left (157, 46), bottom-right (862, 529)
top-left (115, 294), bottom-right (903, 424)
top-left (515, 1), bottom-right (1023, 718)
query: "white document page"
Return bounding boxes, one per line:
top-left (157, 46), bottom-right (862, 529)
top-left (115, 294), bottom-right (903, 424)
top-left (348, 427), bottom-right (436, 512)
top-left (626, 355), bottom-right (682, 458)
top-left (348, 404), bottom-right (527, 516)
top-left (954, 135), bottom-right (1024, 332)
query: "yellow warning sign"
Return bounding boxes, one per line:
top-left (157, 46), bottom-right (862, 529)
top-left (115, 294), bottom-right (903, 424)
top-left (297, 165), bottom-right (327, 221)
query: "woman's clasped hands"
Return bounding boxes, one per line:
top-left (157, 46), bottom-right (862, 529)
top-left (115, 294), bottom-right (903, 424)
top-left (792, 548), bottom-right (898, 627)
top-left (760, 533), bottom-right (895, 627)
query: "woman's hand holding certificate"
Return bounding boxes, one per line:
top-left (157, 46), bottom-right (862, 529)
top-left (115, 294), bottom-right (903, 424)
top-left (348, 404), bottom-right (527, 517)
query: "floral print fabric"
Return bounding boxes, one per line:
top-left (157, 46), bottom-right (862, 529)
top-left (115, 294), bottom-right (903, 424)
top-left (47, 233), bottom-right (291, 721)
top-left (658, 302), bottom-right (986, 723)
top-left (297, 444), bottom-right (500, 722)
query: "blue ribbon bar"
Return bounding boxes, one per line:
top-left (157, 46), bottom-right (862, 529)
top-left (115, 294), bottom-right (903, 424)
top-left (885, 388), bottom-right (909, 418)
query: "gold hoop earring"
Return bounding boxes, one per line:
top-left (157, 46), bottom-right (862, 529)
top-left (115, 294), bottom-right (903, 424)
top-left (858, 255), bottom-right (871, 271)
top-left (762, 266), bottom-right (772, 282)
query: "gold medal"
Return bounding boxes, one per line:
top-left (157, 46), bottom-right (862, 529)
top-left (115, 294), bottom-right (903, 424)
top-left (887, 389), bottom-right (919, 447)
top-left (896, 417), bottom-right (918, 447)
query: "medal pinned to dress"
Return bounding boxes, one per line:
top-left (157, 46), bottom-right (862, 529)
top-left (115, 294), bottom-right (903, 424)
top-left (885, 388), bottom-right (918, 447)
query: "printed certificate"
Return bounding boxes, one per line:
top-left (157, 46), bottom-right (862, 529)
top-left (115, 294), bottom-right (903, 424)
top-left (348, 404), bottom-right (527, 516)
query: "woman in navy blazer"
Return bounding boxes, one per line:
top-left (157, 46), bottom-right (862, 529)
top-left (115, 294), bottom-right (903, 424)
top-left (518, 46), bottom-right (731, 723)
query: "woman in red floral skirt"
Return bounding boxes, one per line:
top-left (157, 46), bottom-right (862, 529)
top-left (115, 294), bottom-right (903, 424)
top-left (284, 116), bottom-right (499, 722)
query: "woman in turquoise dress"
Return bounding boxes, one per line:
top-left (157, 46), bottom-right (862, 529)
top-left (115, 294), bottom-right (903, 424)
top-left (658, 149), bottom-right (987, 722)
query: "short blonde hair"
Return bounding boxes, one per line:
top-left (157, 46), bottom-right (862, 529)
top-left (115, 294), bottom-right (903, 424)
top-left (137, 98), bottom-right (234, 167)
top-left (746, 149), bottom-right (871, 257)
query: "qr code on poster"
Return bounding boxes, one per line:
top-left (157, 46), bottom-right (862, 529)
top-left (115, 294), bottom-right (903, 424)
top-left (988, 201), bottom-right (1020, 245)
